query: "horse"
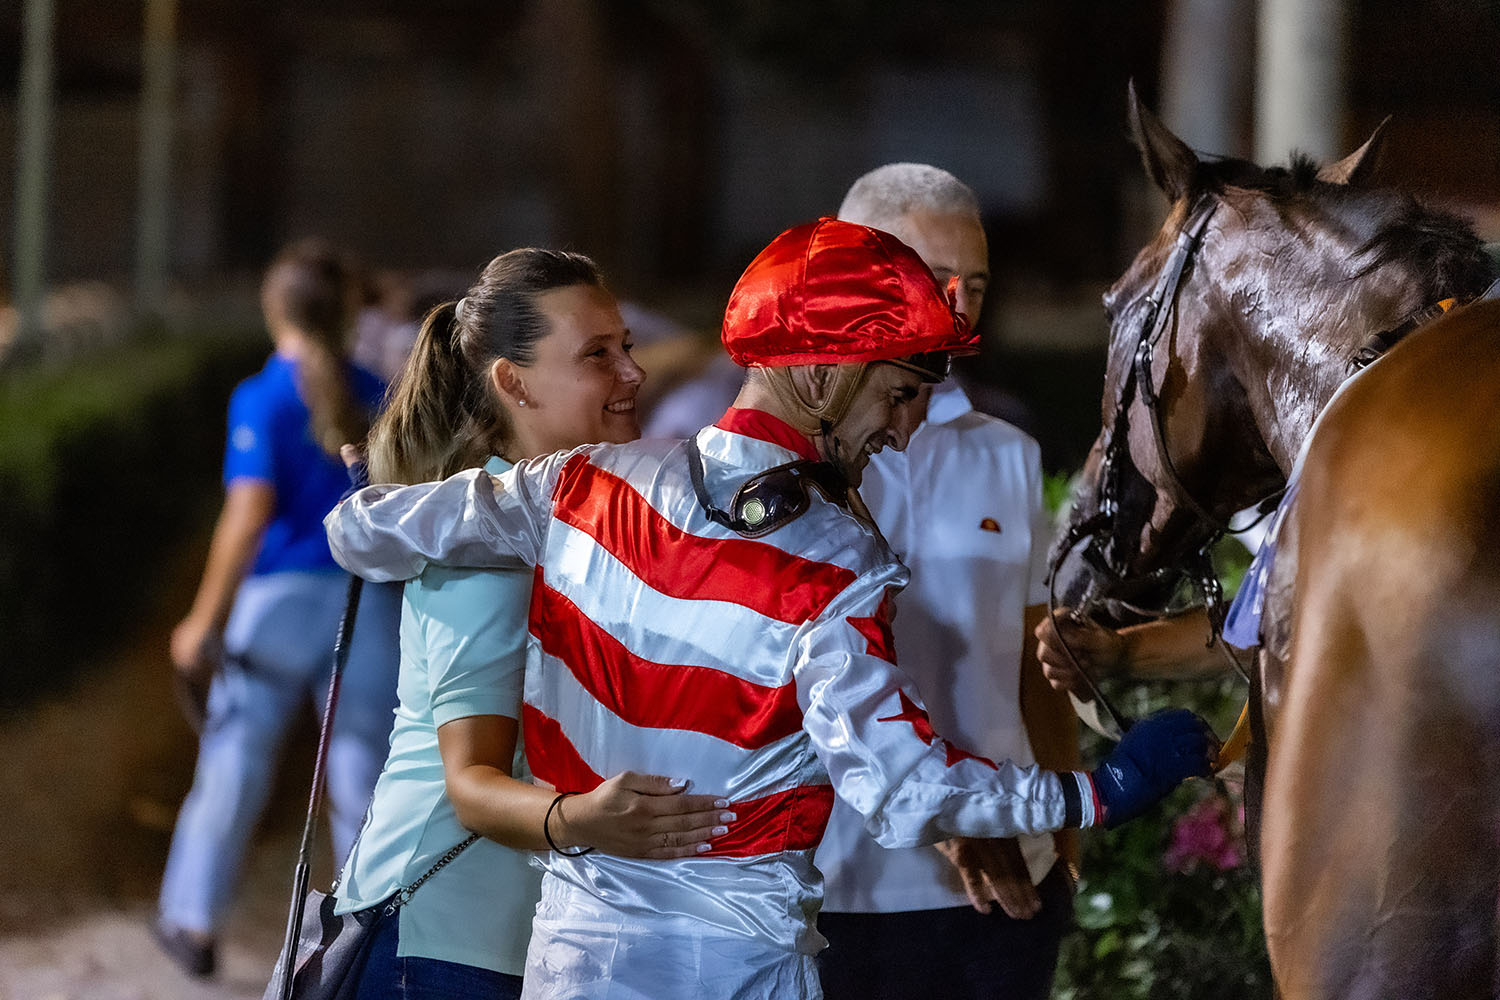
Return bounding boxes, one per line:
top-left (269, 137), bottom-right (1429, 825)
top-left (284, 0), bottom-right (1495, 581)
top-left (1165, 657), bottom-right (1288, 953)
top-left (1051, 86), bottom-right (1500, 999)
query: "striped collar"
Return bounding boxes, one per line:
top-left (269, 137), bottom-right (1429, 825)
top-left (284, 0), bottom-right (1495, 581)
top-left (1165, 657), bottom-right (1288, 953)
top-left (713, 407), bottom-right (820, 463)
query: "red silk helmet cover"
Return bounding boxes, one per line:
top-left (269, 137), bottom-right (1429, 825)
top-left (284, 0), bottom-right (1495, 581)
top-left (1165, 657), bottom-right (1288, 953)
top-left (721, 217), bottom-right (979, 368)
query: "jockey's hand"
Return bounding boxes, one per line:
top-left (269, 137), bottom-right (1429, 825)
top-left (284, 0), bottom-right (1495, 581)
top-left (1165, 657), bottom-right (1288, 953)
top-left (935, 837), bottom-right (1041, 918)
top-left (1034, 611), bottom-right (1126, 701)
top-left (1090, 709), bottom-right (1217, 828)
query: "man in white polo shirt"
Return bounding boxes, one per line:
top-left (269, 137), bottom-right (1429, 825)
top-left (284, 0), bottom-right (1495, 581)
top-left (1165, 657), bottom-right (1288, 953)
top-left (815, 164), bottom-right (1081, 1000)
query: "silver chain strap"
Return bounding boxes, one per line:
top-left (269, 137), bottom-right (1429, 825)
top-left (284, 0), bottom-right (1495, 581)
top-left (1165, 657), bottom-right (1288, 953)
top-left (382, 833), bottom-right (481, 915)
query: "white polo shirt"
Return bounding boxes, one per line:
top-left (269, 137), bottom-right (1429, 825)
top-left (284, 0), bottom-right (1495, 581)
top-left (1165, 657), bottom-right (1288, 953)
top-left (816, 381), bottom-right (1057, 912)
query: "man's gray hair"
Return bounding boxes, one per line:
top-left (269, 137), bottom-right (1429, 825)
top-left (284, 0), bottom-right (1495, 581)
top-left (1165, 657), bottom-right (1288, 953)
top-left (836, 163), bottom-right (981, 233)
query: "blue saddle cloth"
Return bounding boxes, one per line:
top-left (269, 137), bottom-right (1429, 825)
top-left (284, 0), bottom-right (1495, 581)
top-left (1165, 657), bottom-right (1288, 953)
top-left (1222, 478), bottom-right (1300, 649)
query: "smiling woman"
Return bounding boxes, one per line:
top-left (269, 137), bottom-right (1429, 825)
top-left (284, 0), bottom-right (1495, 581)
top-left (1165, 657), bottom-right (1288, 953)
top-left (339, 248), bottom-right (724, 1000)
top-left (489, 282), bottom-right (645, 460)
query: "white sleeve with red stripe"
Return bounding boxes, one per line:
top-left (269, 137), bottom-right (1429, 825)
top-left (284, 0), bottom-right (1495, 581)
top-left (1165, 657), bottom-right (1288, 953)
top-left (325, 449), bottom-right (580, 581)
top-left (794, 561), bottom-right (1082, 847)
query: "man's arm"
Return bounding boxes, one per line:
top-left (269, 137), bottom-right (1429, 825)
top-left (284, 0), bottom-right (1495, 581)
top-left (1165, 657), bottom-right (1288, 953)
top-left (171, 481), bottom-right (274, 677)
top-left (1034, 607), bottom-right (1236, 696)
top-left (796, 565), bottom-right (1093, 847)
top-left (798, 566), bottom-right (1217, 845)
top-left (933, 603), bottom-right (1083, 916)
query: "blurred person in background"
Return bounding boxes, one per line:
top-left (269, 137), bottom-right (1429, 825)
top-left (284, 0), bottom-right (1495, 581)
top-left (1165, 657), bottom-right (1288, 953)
top-left (814, 164), bottom-right (1081, 1000)
top-left (353, 267), bottom-right (474, 382)
top-left (155, 238), bottom-right (400, 978)
top-left (323, 218), bottom-right (1214, 999)
top-left (338, 248), bottom-right (730, 1000)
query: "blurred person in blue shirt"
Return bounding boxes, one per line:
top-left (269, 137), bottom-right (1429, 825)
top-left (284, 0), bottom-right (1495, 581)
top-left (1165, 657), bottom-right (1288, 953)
top-left (155, 239), bottom-right (400, 979)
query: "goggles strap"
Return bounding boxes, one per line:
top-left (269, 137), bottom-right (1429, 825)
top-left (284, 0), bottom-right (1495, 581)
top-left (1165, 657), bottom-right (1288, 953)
top-left (685, 436), bottom-right (745, 533)
top-left (686, 436), bottom-right (858, 538)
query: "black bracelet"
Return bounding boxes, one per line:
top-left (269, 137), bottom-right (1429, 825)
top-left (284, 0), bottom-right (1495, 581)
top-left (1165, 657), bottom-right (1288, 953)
top-left (544, 791), bottom-right (595, 857)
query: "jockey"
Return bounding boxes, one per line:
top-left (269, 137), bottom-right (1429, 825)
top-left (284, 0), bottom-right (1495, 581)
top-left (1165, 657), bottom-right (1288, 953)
top-left (326, 217), bottom-right (1216, 999)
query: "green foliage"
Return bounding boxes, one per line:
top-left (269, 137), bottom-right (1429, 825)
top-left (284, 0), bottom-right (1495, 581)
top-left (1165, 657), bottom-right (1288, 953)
top-left (0, 329), bottom-right (265, 710)
top-left (1056, 675), bottom-right (1271, 999)
top-left (1042, 469), bottom-right (1078, 521)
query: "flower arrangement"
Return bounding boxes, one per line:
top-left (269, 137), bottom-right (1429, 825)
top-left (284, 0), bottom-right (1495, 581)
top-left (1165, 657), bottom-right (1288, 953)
top-left (1164, 790), bottom-right (1244, 875)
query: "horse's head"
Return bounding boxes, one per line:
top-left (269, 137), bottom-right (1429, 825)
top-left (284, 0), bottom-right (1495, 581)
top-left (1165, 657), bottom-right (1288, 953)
top-left (1054, 84), bottom-right (1495, 623)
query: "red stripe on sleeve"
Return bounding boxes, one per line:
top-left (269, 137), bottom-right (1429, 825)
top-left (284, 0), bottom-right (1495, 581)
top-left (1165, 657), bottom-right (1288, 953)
top-left (703, 784), bottom-right (836, 858)
top-left (551, 455), bottom-right (856, 625)
top-left (520, 703), bottom-right (603, 793)
top-left (530, 577), bottom-right (804, 749)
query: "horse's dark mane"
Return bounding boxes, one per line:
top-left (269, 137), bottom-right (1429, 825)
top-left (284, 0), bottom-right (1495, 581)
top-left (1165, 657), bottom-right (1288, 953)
top-left (1196, 152), bottom-right (1497, 301)
top-left (1352, 200), bottom-right (1495, 299)
top-left (1194, 151), bottom-right (1322, 197)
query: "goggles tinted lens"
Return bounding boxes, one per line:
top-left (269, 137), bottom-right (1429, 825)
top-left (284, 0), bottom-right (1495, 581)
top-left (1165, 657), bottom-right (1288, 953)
top-left (886, 351), bottom-right (951, 383)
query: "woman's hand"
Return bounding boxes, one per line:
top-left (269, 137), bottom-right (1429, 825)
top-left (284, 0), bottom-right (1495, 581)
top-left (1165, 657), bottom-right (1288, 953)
top-left (170, 614), bottom-right (222, 681)
top-left (550, 772), bottom-right (735, 860)
top-left (1033, 611), bottom-right (1126, 700)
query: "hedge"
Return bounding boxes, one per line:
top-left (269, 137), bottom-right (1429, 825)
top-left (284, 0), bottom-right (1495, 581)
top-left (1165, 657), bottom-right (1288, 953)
top-left (0, 330), bottom-right (267, 710)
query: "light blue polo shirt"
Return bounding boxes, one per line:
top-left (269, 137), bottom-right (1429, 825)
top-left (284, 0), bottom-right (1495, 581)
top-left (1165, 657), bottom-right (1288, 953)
top-left (335, 456), bottom-right (543, 975)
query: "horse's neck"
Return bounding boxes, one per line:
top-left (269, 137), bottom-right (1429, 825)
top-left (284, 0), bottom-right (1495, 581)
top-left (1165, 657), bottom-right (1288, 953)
top-left (1254, 346), bottom-right (1351, 479)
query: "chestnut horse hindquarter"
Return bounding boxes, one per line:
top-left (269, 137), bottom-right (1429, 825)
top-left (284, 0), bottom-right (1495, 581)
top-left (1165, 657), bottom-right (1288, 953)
top-left (1262, 302), bottom-right (1500, 1000)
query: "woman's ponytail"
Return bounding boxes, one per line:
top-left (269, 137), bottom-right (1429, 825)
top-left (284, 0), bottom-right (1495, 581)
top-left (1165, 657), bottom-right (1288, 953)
top-left (262, 239), bottom-right (367, 458)
top-left (367, 247), bottom-right (603, 484)
top-left (300, 339), bottom-right (368, 458)
top-left (367, 302), bottom-right (505, 484)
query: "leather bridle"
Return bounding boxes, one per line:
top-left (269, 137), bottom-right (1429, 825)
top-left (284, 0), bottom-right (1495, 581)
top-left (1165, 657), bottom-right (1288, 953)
top-left (1047, 195), bottom-right (1263, 735)
top-left (1049, 192), bottom-right (1500, 745)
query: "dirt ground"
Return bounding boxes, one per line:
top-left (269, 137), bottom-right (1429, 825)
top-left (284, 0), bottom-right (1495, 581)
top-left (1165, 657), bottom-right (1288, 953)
top-left (0, 539), bottom-right (336, 1000)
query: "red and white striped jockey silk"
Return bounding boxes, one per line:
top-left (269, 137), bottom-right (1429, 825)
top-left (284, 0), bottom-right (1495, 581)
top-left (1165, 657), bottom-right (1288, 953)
top-left (326, 411), bottom-right (1076, 989)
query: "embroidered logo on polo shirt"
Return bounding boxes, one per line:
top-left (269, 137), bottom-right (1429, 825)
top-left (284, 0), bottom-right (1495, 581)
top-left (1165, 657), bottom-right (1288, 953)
top-left (979, 517), bottom-right (1002, 533)
top-left (231, 424), bottom-right (257, 453)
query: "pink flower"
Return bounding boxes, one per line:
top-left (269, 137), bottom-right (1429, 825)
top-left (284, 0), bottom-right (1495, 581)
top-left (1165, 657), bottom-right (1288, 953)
top-left (1164, 794), bottom-right (1244, 873)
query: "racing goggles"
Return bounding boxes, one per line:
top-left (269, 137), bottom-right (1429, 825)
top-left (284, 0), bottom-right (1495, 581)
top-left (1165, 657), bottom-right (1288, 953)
top-left (687, 438), bottom-right (851, 538)
top-left (884, 350), bottom-right (951, 383)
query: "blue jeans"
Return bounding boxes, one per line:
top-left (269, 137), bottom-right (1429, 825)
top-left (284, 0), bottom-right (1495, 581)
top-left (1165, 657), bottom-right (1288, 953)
top-left (158, 574), bottom-right (401, 933)
top-left (355, 908), bottom-right (524, 1000)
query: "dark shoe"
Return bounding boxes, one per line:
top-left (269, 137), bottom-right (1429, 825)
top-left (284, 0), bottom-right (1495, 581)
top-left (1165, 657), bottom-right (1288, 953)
top-left (152, 918), bottom-right (216, 978)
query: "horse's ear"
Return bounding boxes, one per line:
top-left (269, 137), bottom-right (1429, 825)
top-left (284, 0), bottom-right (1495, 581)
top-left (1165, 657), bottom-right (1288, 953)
top-left (1127, 79), bottom-right (1198, 204)
top-left (1316, 116), bottom-right (1392, 186)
